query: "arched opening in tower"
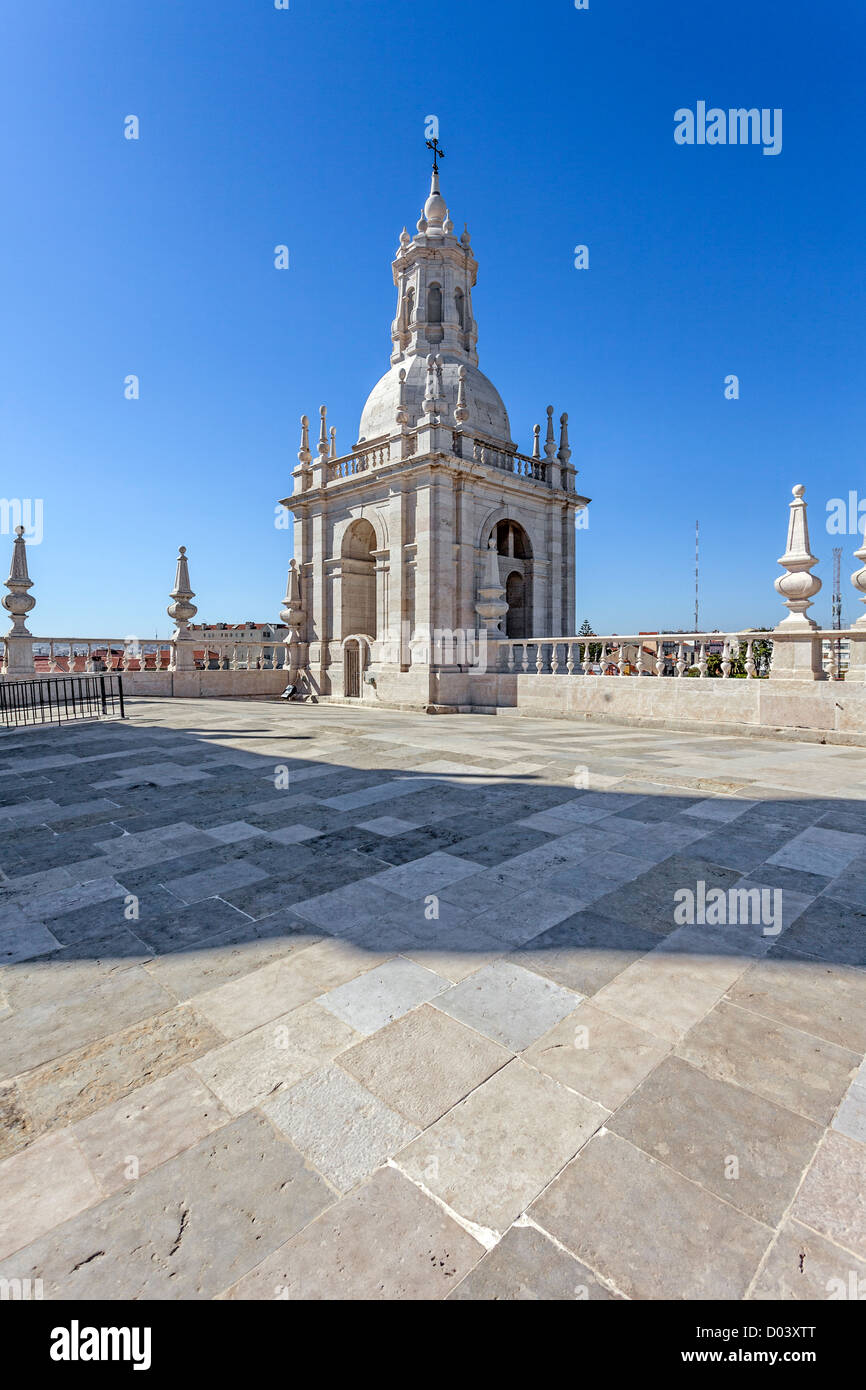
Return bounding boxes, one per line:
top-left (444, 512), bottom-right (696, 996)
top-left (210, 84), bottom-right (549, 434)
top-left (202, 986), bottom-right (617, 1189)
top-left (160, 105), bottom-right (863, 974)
top-left (491, 520), bottom-right (532, 638)
top-left (341, 519), bottom-right (377, 640)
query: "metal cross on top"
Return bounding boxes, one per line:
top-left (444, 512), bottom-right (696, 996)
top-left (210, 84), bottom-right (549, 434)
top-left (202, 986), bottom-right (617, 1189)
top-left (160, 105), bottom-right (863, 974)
top-left (425, 136), bottom-right (445, 173)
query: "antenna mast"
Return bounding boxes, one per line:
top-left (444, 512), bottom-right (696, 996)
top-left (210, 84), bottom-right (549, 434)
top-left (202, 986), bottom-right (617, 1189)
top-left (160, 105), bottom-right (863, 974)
top-left (832, 546), bottom-right (843, 677)
top-left (694, 520), bottom-right (699, 632)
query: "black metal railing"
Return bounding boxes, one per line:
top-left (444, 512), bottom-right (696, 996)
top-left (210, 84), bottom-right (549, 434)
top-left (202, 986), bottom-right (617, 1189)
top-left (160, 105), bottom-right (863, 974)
top-left (0, 675), bottom-right (126, 728)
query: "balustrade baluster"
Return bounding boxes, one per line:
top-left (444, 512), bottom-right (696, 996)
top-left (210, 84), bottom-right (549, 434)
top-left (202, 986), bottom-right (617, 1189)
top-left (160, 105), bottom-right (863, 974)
top-left (745, 638), bottom-right (756, 679)
top-left (721, 638), bottom-right (732, 679)
top-left (566, 642), bottom-right (575, 675)
top-left (676, 642), bottom-right (686, 677)
top-left (698, 641), bottom-right (708, 678)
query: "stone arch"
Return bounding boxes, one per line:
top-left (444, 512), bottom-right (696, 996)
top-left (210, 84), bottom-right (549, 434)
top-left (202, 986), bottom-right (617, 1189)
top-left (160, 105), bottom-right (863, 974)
top-left (341, 519), bottom-right (377, 639)
top-left (476, 507), bottom-right (541, 560)
top-left (477, 511), bottom-right (535, 640)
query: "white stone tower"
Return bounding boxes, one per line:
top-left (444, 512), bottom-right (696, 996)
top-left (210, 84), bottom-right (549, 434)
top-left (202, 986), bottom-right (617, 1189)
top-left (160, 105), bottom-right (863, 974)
top-left (281, 151), bottom-right (590, 708)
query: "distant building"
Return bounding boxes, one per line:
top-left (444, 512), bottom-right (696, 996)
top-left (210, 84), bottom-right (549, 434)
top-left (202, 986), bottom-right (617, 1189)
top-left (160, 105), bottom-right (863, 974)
top-left (822, 636), bottom-right (850, 675)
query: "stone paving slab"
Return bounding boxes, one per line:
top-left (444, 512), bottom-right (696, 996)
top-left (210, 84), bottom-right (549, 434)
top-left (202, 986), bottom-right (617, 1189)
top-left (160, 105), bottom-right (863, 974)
top-left (395, 1059), bottom-right (607, 1234)
top-left (447, 1221), bottom-right (624, 1300)
top-left (1, 696), bottom-right (864, 1301)
top-left (0, 1112), bottom-right (332, 1297)
top-left (435, 959), bottom-right (579, 1051)
top-left (339, 1003), bottom-right (510, 1128)
top-left (530, 1129), bottom-right (772, 1300)
top-left (223, 1165), bottom-right (483, 1300)
top-left (263, 1065), bottom-right (419, 1192)
top-left (609, 1055), bottom-right (823, 1227)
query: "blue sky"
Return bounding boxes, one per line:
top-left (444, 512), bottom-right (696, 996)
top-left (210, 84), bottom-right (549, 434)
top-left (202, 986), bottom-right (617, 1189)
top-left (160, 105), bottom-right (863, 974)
top-left (2, 0), bottom-right (864, 636)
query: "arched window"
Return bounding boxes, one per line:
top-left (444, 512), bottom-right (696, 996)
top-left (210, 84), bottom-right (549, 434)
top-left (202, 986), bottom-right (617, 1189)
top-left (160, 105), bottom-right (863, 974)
top-left (427, 283), bottom-right (442, 324)
top-left (404, 287), bottom-right (415, 330)
top-left (454, 287), bottom-right (465, 329)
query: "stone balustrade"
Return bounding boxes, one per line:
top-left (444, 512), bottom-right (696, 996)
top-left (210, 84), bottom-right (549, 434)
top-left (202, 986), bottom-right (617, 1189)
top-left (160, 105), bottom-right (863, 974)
top-left (1, 540), bottom-right (304, 697)
top-left (0, 637), bottom-right (292, 676)
top-left (470, 439), bottom-right (549, 483)
top-left (327, 440), bottom-right (392, 481)
top-left (496, 633), bottom-right (770, 677)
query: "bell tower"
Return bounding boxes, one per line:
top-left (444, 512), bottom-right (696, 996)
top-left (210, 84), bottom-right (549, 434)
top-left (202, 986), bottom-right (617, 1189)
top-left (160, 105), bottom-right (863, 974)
top-left (281, 145), bottom-right (590, 709)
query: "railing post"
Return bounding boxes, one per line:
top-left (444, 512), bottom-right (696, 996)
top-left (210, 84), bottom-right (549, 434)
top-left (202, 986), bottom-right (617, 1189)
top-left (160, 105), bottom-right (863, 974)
top-left (770, 485), bottom-right (827, 680)
top-left (2, 526), bottom-right (36, 675)
top-left (167, 545), bottom-right (198, 672)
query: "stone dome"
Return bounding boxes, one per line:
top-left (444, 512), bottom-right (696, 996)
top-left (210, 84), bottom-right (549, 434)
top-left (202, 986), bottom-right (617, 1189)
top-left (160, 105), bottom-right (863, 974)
top-left (357, 354), bottom-right (513, 447)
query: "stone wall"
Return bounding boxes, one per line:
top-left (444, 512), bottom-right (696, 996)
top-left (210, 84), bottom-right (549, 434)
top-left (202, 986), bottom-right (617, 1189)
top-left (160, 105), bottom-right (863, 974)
top-left (496, 673), bottom-right (866, 745)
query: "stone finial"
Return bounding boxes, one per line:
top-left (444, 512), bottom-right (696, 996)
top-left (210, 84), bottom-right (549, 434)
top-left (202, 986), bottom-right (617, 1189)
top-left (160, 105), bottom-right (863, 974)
top-left (531, 424), bottom-right (541, 460)
top-left (461, 223), bottom-right (471, 247)
top-left (329, 426), bottom-right (337, 459)
top-left (544, 406), bottom-right (557, 460)
top-left (416, 209), bottom-right (428, 234)
top-left (476, 535), bottom-right (508, 635)
top-left (774, 485), bottom-right (822, 628)
top-left (557, 412), bottom-right (572, 466)
top-left (395, 367), bottom-right (409, 427)
top-left (433, 354), bottom-right (447, 412)
top-left (317, 406), bottom-right (329, 460)
top-left (280, 557), bottom-right (304, 631)
top-left (297, 414), bottom-right (311, 465)
top-left (3, 525), bottom-right (35, 637)
top-left (280, 558), bottom-right (306, 682)
top-left (443, 208), bottom-right (454, 234)
top-left (167, 546), bottom-right (198, 638)
top-left (424, 169), bottom-right (447, 231)
top-left (422, 354), bottom-right (437, 417)
top-left (399, 226), bottom-right (411, 249)
top-left (454, 364), bottom-right (469, 425)
top-left (852, 519), bottom-right (866, 626)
